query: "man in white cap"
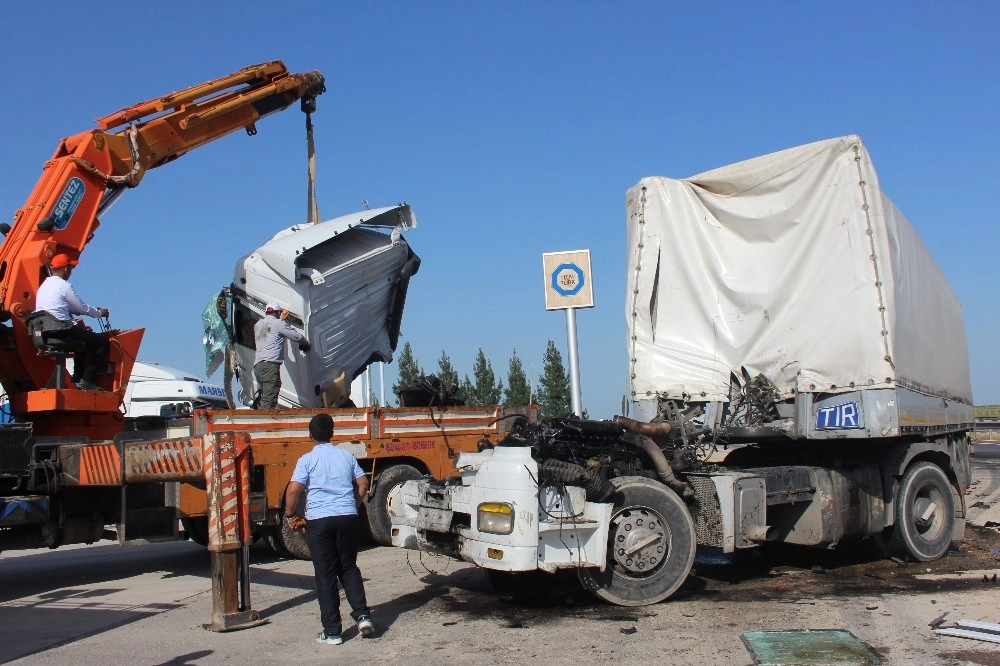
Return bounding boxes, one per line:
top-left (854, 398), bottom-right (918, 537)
top-left (253, 303), bottom-right (311, 409)
top-left (35, 253), bottom-right (111, 391)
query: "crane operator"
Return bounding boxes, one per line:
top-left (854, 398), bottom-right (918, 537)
top-left (35, 253), bottom-right (110, 391)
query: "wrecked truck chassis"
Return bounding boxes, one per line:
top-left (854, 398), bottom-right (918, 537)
top-left (390, 415), bottom-right (968, 606)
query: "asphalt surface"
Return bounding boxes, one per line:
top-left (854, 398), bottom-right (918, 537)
top-left (1, 442), bottom-right (998, 665)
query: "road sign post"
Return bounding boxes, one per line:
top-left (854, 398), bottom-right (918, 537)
top-left (542, 250), bottom-right (594, 417)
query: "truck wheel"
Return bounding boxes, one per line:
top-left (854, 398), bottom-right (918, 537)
top-left (889, 461), bottom-right (955, 561)
top-left (367, 464), bottom-right (423, 546)
top-left (266, 489), bottom-right (312, 560)
top-left (266, 521), bottom-right (312, 560)
top-left (181, 517), bottom-right (209, 547)
top-left (578, 476), bottom-right (696, 606)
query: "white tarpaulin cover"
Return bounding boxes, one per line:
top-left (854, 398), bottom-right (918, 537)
top-left (626, 135), bottom-right (972, 404)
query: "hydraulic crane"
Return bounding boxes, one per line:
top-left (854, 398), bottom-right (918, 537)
top-left (0, 61), bottom-right (325, 631)
top-left (0, 61), bottom-right (325, 440)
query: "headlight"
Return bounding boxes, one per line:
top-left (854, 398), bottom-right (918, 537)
top-left (477, 502), bottom-right (514, 535)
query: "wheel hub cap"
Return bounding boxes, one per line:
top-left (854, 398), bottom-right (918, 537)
top-left (611, 508), bottom-right (668, 575)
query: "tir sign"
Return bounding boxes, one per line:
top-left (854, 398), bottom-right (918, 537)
top-left (543, 250), bottom-right (594, 310)
top-left (815, 401), bottom-right (863, 430)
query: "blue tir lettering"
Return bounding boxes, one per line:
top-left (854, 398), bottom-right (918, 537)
top-left (815, 401), bottom-right (862, 430)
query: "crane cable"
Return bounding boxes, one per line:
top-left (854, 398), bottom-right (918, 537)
top-left (305, 104), bottom-right (320, 225)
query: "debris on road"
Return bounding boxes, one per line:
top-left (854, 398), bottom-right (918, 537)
top-left (928, 612), bottom-right (950, 628)
top-left (742, 629), bottom-right (882, 665)
top-left (933, 619), bottom-right (1000, 644)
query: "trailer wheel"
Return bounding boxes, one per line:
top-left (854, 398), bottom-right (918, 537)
top-left (577, 476), bottom-right (696, 606)
top-left (367, 464), bottom-right (423, 546)
top-left (889, 461), bottom-right (955, 562)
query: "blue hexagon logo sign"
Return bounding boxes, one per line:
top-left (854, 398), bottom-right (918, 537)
top-left (552, 263), bottom-right (585, 296)
top-left (543, 249), bottom-right (593, 310)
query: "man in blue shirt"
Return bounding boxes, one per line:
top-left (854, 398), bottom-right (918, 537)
top-left (284, 413), bottom-right (374, 645)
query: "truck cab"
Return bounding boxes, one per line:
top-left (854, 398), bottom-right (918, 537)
top-left (122, 361), bottom-right (228, 423)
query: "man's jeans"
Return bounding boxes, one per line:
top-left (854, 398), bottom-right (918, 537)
top-left (305, 514), bottom-right (371, 635)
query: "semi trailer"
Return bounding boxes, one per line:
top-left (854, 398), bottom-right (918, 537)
top-left (390, 135), bottom-right (974, 606)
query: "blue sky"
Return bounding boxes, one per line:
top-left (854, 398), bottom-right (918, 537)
top-left (1, 2), bottom-right (997, 417)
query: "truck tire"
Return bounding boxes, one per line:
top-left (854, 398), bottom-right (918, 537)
top-left (367, 464), bottom-right (423, 546)
top-left (889, 461), bottom-right (955, 561)
top-left (266, 521), bottom-right (312, 560)
top-left (181, 516), bottom-right (210, 547)
top-left (267, 487), bottom-right (312, 560)
top-left (578, 476), bottom-right (696, 606)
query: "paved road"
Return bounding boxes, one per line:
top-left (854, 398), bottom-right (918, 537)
top-left (1, 445), bottom-right (998, 665)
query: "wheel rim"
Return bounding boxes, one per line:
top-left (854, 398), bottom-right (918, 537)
top-left (385, 482), bottom-right (405, 519)
top-left (610, 506), bottom-right (670, 577)
top-left (909, 481), bottom-right (946, 542)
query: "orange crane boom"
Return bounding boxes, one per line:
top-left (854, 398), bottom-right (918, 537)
top-left (0, 61), bottom-right (325, 438)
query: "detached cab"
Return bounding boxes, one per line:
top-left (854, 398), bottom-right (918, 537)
top-left (204, 204), bottom-right (420, 408)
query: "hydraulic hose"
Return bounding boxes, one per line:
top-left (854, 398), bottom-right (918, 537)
top-left (615, 416), bottom-right (693, 499)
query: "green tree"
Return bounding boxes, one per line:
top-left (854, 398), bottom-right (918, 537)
top-left (393, 341), bottom-right (423, 398)
top-left (436, 350), bottom-right (460, 391)
top-left (459, 375), bottom-right (475, 404)
top-left (538, 340), bottom-right (571, 419)
top-left (464, 348), bottom-right (503, 406)
top-left (504, 349), bottom-right (531, 407)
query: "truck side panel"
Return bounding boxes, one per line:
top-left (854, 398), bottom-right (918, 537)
top-left (182, 406), bottom-right (504, 529)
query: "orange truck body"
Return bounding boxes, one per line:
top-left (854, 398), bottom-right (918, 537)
top-left (179, 405), bottom-right (521, 549)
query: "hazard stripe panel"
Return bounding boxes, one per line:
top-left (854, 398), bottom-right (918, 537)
top-left (79, 445), bottom-right (122, 485)
top-left (122, 437), bottom-right (204, 483)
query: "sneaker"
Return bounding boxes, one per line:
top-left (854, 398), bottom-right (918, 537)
top-left (76, 379), bottom-right (103, 391)
top-left (316, 631), bottom-right (343, 645)
top-left (357, 615), bottom-right (375, 638)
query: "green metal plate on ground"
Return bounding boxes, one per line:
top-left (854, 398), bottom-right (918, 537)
top-left (742, 629), bottom-right (881, 665)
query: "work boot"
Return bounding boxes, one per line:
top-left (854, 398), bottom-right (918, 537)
top-left (76, 379), bottom-right (103, 391)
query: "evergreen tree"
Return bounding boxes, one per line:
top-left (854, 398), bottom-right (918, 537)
top-left (459, 375), bottom-right (474, 405)
top-left (538, 340), bottom-right (571, 419)
top-left (504, 349), bottom-right (532, 407)
top-left (466, 348), bottom-right (503, 405)
top-left (436, 350), bottom-right (460, 391)
top-left (393, 341), bottom-right (423, 395)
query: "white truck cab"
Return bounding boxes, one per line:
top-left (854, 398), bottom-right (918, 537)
top-left (122, 361), bottom-right (229, 420)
